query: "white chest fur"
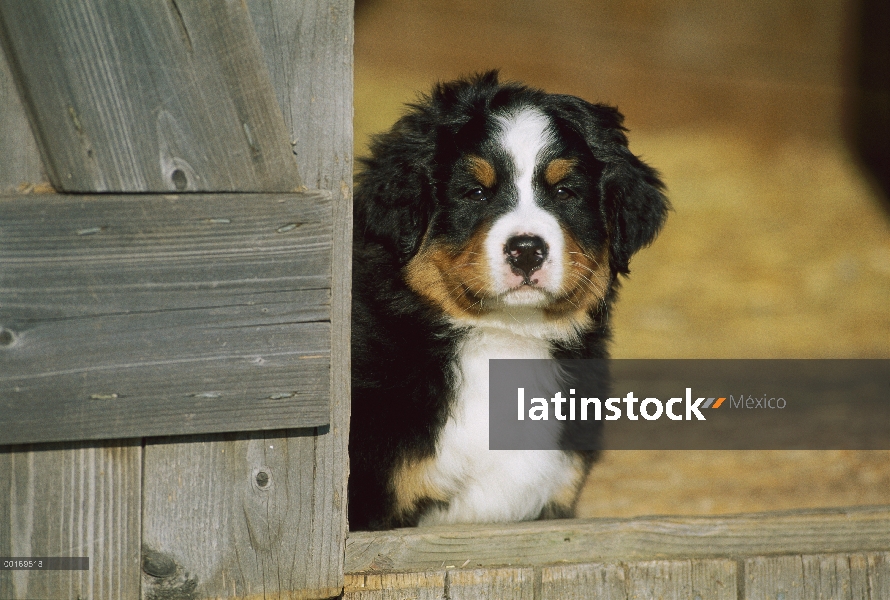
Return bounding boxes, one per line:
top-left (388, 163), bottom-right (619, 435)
top-left (418, 327), bottom-right (577, 525)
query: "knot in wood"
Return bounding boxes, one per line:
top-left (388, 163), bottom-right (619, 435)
top-left (0, 327), bottom-right (15, 347)
top-left (253, 466), bottom-right (273, 490)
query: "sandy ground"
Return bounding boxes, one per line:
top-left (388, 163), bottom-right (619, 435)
top-left (582, 127), bottom-right (890, 517)
top-left (354, 70), bottom-right (890, 519)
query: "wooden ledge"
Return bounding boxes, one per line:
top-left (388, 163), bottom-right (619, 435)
top-left (346, 505), bottom-right (890, 573)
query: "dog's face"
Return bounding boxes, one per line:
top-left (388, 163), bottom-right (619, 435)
top-left (357, 72), bottom-right (667, 337)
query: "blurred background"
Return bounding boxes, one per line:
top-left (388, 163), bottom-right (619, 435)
top-left (353, 0), bottom-right (889, 517)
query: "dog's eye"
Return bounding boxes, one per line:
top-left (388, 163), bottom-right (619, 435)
top-left (555, 186), bottom-right (576, 201)
top-left (464, 188), bottom-right (487, 202)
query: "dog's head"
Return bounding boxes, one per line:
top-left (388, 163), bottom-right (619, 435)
top-left (356, 71), bottom-right (668, 335)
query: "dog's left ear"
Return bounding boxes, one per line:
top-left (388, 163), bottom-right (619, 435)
top-left (551, 96), bottom-right (669, 275)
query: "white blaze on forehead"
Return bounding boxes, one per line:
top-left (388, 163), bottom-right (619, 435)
top-left (495, 108), bottom-right (554, 207)
top-left (486, 107), bottom-right (565, 296)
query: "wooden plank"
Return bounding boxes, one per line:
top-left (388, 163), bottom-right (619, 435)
top-left (0, 191), bottom-right (332, 445)
top-left (0, 440), bottom-right (141, 599)
top-left (743, 555), bottom-right (805, 600)
top-left (343, 571), bottom-right (446, 600)
top-left (540, 560), bottom-right (737, 600)
top-left (865, 553), bottom-right (890, 599)
top-left (0, 48), bottom-right (46, 192)
top-left (540, 563), bottom-right (627, 599)
top-left (141, 431), bottom-right (344, 599)
top-left (447, 567), bottom-right (535, 600)
top-left (345, 506), bottom-right (890, 573)
top-left (745, 552), bottom-right (890, 600)
top-left (249, 0), bottom-right (354, 597)
top-left (0, 0), bottom-right (299, 192)
top-left (691, 559), bottom-right (738, 600)
top-left (140, 1), bottom-right (354, 598)
top-left (626, 560), bottom-right (736, 600)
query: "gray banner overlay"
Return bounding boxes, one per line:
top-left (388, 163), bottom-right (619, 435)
top-left (489, 359), bottom-right (889, 450)
top-left (0, 557), bottom-right (89, 570)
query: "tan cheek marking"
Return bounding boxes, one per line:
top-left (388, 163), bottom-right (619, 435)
top-left (468, 155), bottom-right (497, 188)
top-left (391, 455), bottom-right (448, 516)
top-left (545, 158), bottom-right (577, 186)
top-left (544, 227), bottom-right (610, 324)
top-left (404, 227), bottom-right (492, 319)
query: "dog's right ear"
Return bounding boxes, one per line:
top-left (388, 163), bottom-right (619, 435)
top-left (355, 110), bottom-right (437, 264)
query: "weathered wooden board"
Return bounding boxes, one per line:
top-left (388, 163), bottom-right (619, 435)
top-left (540, 559), bottom-right (737, 600)
top-left (0, 191), bottom-right (332, 445)
top-left (0, 0), bottom-right (299, 192)
top-left (0, 48), bottom-right (45, 192)
top-left (141, 431), bottom-right (333, 599)
top-left (448, 567), bottom-right (535, 599)
top-left (343, 571), bottom-right (447, 600)
top-left (140, 1), bottom-right (354, 598)
top-left (345, 506), bottom-right (890, 573)
top-left (342, 554), bottom-right (888, 599)
top-left (0, 440), bottom-right (141, 599)
top-left (540, 562), bottom-right (627, 599)
top-left (744, 552), bottom-right (890, 600)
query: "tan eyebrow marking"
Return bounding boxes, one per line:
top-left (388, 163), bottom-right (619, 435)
top-left (545, 158), bottom-right (577, 185)
top-left (468, 155), bottom-right (497, 188)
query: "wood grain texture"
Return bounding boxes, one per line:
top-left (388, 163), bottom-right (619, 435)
top-left (0, 191), bottom-right (332, 445)
top-left (626, 560), bottom-right (737, 600)
top-left (745, 552), bottom-right (890, 600)
top-left (142, 431), bottom-right (340, 599)
top-left (140, 1), bottom-right (354, 598)
top-left (448, 567), bottom-right (535, 600)
top-left (0, 48), bottom-right (46, 192)
top-left (343, 571), bottom-right (446, 600)
top-left (540, 563), bottom-right (627, 599)
top-left (345, 506), bottom-right (890, 573)
top-left (0, 0), bottom-right (299, 192)
top-left (540, 560), bottom-right (737, 600)
top-left (0, 440), bottom-right (141, 599)
top-left (248, 0), bottom-right (355, 595)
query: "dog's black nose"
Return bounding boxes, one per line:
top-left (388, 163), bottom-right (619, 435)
top-left (505, 235), bottom-right (548, 279)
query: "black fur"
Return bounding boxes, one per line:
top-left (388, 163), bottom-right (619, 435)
top-left (350, 71), bottom-right (668, 531)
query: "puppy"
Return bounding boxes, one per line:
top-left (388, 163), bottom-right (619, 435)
top-left (349, 71), bottom-right (667, 530)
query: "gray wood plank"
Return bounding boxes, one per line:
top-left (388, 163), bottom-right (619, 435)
top-left (0, 0), bottom-right (299, 192)
top-left (802, 554), bottom-right (854, 599)
top-left (343, 571), bottom-right (446, 600)
top-left (540, 560), bottom-right (737, 600)
top-left (628, 560), bottom-right (737, 600)
top-left (345, 507), bottom-right (890, 573)
top-left (140, 1), bottom-right (354, 598)
top-left (743, 555), bottom-right (806, 600)
top-left (626, 560), bottom-right (695, 599)
top-left (0, 48), bottom-right (46, 193)
top-left (0, 440), bottom-right (141, 600)
top-left (746, 552), bottom-right (890, 600)
top-left (866, 553), bottom-right (890, 600)
top-left (251, 0), bottom-right (355, 595)
top-left (0, 191), bottom-right (332, 445)
top-left (447, 567), bottom-right (535, 600)
top-left (691, 559), bottom-right (738, 600)
top-left (141, 431), bottom-right (341, 599)
top-left (540, 563), bottom-right (627, 600)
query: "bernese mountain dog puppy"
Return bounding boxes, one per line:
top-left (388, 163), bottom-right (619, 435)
top-left (350, 71), bottom-right (668, 530)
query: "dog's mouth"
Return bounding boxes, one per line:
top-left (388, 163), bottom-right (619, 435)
top-left (500, 284), bottom-right (551, 307)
